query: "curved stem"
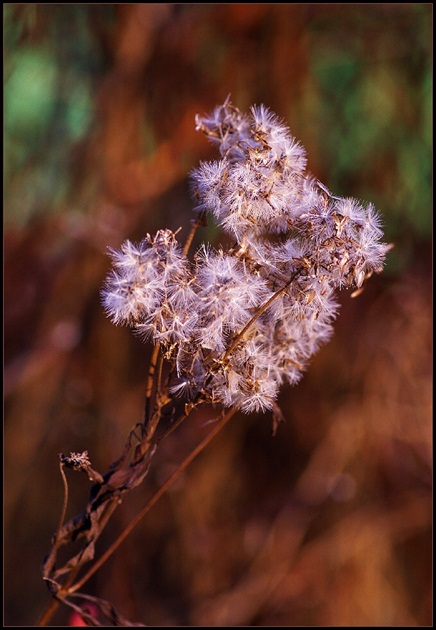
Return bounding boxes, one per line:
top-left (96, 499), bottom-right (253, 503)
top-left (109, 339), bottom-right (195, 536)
top-left (56, 463), bottom-right (69, 543)
top-left (224, 270), bottom-right (299, 361)
top-left (182, 211), bottom-right (207, 257)
top-left (36, 463), bottom-right (72, 626)
top-left (67, 404), bottom-right (239, 595)
top-left (144, 344), bottom-right (160, 423)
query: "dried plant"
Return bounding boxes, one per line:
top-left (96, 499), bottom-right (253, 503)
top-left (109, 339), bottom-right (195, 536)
top-left (39, 99), bottom-right (390, 626)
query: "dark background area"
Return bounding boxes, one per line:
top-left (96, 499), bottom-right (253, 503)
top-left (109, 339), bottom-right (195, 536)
top-left (4, 4), bottom-right (432, 626)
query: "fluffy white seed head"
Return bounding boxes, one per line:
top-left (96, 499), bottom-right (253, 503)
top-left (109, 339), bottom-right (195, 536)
top-left (101, 100), bottom-right (390, 417)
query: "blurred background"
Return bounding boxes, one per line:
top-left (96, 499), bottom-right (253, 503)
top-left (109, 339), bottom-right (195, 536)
top-left (4, 4), bottom-right (432, 626)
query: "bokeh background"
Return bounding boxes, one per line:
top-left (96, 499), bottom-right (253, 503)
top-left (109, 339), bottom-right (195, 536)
top-left (4, 4), bottom-right (432, 626)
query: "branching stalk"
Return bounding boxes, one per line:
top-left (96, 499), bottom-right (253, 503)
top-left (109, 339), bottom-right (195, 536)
top-left (67, 404), bottom-right (238, 595)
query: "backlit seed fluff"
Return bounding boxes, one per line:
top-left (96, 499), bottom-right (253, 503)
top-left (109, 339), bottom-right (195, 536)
top-left (102, 100), bottom-right (390, 415)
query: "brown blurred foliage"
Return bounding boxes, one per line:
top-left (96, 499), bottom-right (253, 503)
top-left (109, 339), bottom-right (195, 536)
top-left (4, 4), bottom-right (432, 626)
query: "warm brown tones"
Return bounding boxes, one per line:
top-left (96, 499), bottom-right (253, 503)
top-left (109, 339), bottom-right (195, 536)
top-left (4, 5), bottom-right (431, 626)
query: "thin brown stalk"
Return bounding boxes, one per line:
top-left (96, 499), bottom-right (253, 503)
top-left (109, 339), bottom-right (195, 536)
top-left (144, 351), bottom-right (165, 439)
top-left (182, 211), bottom-right (207, 256)
top-left (152, 397), bottom-right (204, 444)
top-left (56, 462), bottom-right (69, 543)
top-left (36, 463), bottom-right (73, 626)
top-left (144, 343), bottom-right (160, 422)
top-left (37, 596), bottom-right (62, 627)
top-left (223, 270), bottom-right (299, 361)
top-left (67, 404), bottom-right (239, 595)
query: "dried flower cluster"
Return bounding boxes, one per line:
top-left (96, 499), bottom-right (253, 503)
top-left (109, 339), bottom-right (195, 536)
top-left (102, 99), bottom-right (389, 415)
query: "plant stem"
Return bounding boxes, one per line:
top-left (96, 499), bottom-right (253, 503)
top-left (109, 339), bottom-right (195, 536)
top-left (224, 270), bottom-right (299, 361)
top-left (144, 344), bottom-right (160, 422)
top-left (182, 211), bottom-right (207, 257)
top-left (67, 404), bottom-right (239, 596)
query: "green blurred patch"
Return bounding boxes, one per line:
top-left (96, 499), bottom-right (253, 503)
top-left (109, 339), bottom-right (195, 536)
top-left (5, 48), bottom-right (57, 137)
top-left (3, 5), bottom-right (112, 226)
top-left (308, 7), bottom-right (431, 271)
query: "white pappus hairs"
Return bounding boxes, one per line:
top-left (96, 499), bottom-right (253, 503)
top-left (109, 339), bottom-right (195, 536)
top-left (102, 98), bottom-right (391, 415)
